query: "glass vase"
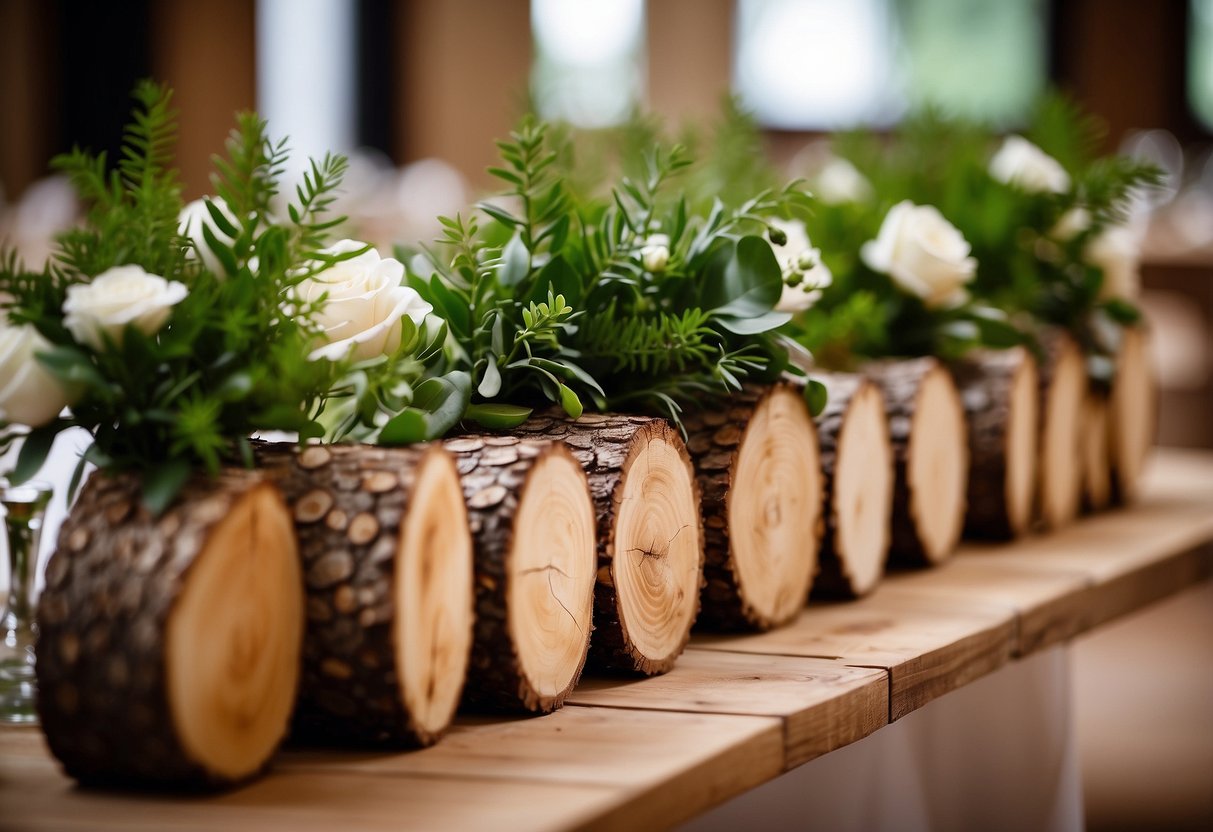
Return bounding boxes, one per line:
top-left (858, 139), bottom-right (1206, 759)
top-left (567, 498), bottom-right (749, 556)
top-left (0, 480), bottom-right (52, 725)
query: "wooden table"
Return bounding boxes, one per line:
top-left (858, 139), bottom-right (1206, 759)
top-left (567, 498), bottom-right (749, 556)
top-left (3, 449), bottom-right (1212, 832)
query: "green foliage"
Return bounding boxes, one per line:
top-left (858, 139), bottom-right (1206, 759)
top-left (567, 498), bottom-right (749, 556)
top-left (0, 82), bottom-right (444, 508)
top-left (408, 113), bottom-right (812, 428)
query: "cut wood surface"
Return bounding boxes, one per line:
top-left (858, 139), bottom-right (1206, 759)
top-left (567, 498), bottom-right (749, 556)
top-left (1037, 330), bottom-right (1086, 530)
top-left (35, 470), bottom-right (302, 789)
top-left (951, 347), bottom-right (1039, 539)
top-left (509, 413), bottom-right (703, 675)
top-left (863, 357), bottom-right (968, 566)
top-left (1109, 326), bottom-right (1156, 504)
top-left (683, 384), bottom-right (823, 631)
top-left (812, 373), bottom-right (894, 597)
top-left (445, 437), bottom-right (597, 713)
top-left (256, 443), bottom-right (473, 747)
top-left (7, 450), bottom-right (1211, 832)
top-left (1081, 391), bottom-right (1113, 512)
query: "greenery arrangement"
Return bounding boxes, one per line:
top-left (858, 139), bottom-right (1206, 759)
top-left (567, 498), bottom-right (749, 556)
top-left (0, 82), bottom-right (452, 510)
top-left (403, 115), bottom-right (818, 429)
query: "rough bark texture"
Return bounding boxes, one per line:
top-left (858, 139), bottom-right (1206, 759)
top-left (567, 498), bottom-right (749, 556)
top-left (951, 348), bottom-right (1037, 540)
top-left (682, 383), bottom-right (820, 631)
top-left (811, 373), bottom-right (887, 598)
top-left (36, 470), bottom-right (294, 790)
top-left (257, 443), bottom-right (465, 747)
top-left (446, 437), bottom-right (592, 713)
top-left (510, 413), bottom-right (703, 675)
top-left (862, 357), bottom-right (964, 566)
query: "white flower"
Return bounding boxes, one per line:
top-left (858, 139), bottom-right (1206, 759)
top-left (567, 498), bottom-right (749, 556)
top-left (814, 157), bottom-right (873, 205)
top-left (178, 197), bottom-right (238, 277)
top-left (1086, 225), bottom-right (1141, 302)
top-left (640, 233), bottom-right (670, 273)
top-left (63, 265), bottom-right (188, 351)
top-left (0, 320), bottom-right (76, 427)
top-left (989, 135), bottom-right (1070, 194)
top-left (861, 201), bottom-right (976, 309)
top-left (296, 239), bottom-right (432, 362)
top-left (769, 219), bottom-right (833, 312)
top-left (1051, 206), bottom-right (1092, 241)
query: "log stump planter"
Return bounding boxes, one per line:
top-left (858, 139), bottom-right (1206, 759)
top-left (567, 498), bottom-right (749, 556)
top-left (683, 384), bottom-right (823, 631)
top-left (1037, 330), bottom-right (1087, 530)
top-left (1081, 391), bottom-right (1113, 512)
top-left (951, 347), bottom-right (1040, 540)
top-left (511, 414), bottom-right (703, 675)
top-left (863, 357), bottom-right (969, 567)
top-left (445, 436), bottom-right (597, 713)
top-left (810, 374), bottom-right (894, 598)
top-left (1109, 326), bottom-right (1155, 504)
top-left (257, 443), bottom-right (474, 747)
top-left (36, 470), bottom-right (303, 789)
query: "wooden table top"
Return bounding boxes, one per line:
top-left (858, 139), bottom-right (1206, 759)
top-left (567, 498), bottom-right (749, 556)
top-left (3, 449), bottom-right (1211, 832)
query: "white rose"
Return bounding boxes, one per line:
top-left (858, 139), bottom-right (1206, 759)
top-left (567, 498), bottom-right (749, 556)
top-left (63, 265), bottom-right (188, 351)
top-left (770, 219), bottom-right (833, 312)
top-left (989, 135), bottom-right (1070, 194)
top-left (179, 197), bottom-right (238, 277)
top-left (0, 320), bottom-right (76, 427)
top-left (1050, 206), bottom-right (1092, 241)
top-left (1086, 225), bottom-right (1141, 302)
top-left (814, 156), bottom-right (873, 205)
top-left (861, 201), bottom-right (977, 309)
top-left (640, 233), bottom-right (670, 273)
top-left (297, 239), bottom-right (432, 362)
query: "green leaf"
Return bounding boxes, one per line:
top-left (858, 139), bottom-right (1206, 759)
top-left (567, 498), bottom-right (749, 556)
top-left (804, 379), bottom-right (828, 417)
top-left (478, 358), bottom-right (502, 397)
top-left (701, 235), bottom-right (783, 319)
top-left (379, 371), bottom-right (472, 444)
top-left (141, 459), bottom-right (192, 516)
top-left (10, 424), bottom-right (61, 485)
top-left (35, 345), bottom-right (108, 391)
top-left (499, 232), bottom-right (530, 287)
top-left (465, 403), bottom-right (533, 430)
top-left (558, 383), bottom-right (583, 419)
top-left (973, 315), bottom-right (1025, 349)
top-left (715, 310), bottom-right (792, 335)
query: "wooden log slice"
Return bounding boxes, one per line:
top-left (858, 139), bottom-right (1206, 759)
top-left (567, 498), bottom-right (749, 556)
top-left (257, 443), bottom-right (474, 747)
top-left (863, 357), bottom-right (969, 566)
top-left (445, 437), bottom-right (596, 713)
top-left (1037, 330), bottom-right (1087, 530)
top-left (683, 384), bottom-right (823, 631)
top-left (951, 347), bottom-right (1040, 540)
top-left (36, 470), bottom-right (302, 789)
top-left (1109, 326), bottom-right (1156, 504)
top-left (810, 374), bottom-right (894, 598)
top-left (510, 414), bottom-right (702, 675)
top-left (1081, 391), bottom-right (1113, 512)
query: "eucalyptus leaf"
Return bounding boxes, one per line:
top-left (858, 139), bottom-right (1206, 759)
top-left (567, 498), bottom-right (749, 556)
top-left (465, 403), bottom-right (533, 430)
top-left (478, 358), bottom-right (502, 398)
top-left (499, 232), bottom-right (530, 287)
top-left (10, 424), bottom-right (60, 485)
top-left (558, 383), bottom-right (583, 419)
top-left (804, 379), bottom-right (828, 417)
top-left (715, 310), bottom-right (792, 335)
top-left (378, 371), bottom-right (471, 444)
top-left (701, 235), bottom-right (783, 318)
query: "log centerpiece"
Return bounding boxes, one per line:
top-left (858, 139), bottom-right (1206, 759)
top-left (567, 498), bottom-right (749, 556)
top-left (36, 470), bottom-right (303, 789)
top-left (513, 414), bottom-right (703, 675)
top-left (1109, 326), bottom-right (1156, 504)
top-left (684, 384), bottom-right (823, 631)
top-left (1037, 330), bottom-right (1087, 530)
top-left (812, 374), bottom-right (894, 598)
top-left (863, 357), bottom-right (969, 566)
top-left (446, 437), bottom-right (597, 713)
top-left (258, 443), bottom-right (474, 747)
top-left (951, 347), bottom-right (1040, 539)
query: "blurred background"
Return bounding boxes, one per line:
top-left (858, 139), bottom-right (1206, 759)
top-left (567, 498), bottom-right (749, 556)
top-left (0, 2), bottom-right (1210, 828)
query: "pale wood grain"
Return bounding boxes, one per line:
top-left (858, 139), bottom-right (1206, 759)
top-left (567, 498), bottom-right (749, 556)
top-left (568, 650), bottom-right (888, 769)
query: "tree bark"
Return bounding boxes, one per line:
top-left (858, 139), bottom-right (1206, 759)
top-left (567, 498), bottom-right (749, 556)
top-left (950, 347), bottom-right (1040, 540)
top-left (36, 469), bottom-right (302, 789)
top-left (256, 443), bottom-right (474, 747)
top-left (445, 436), bottom-right (596, 713)
top-left (509, 414), bottom-right (703, 675)
top-left (862, 357), bottom-right (968, 566)
top-left (811, 374), bottom-right (894, 598)
top-left (683, 383), bottom-right (823, 630)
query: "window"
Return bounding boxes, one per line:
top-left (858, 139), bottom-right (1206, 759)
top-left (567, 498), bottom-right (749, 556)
top-left (734, 0), bottom-right (1047, 130)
